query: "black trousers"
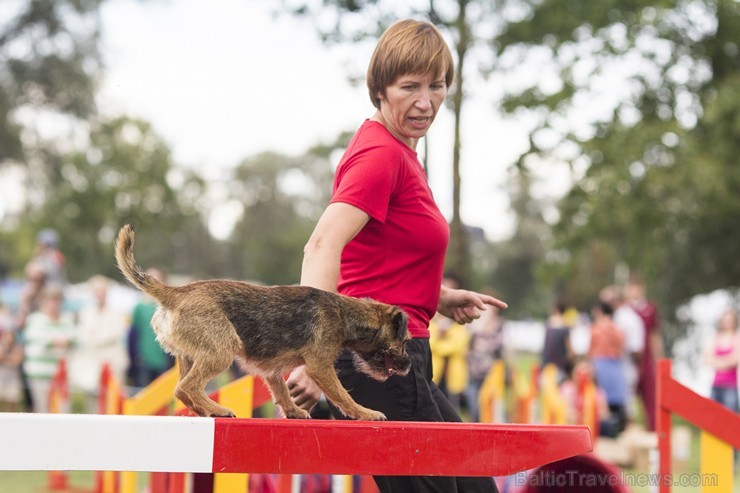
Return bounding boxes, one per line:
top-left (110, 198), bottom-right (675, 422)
top-left (328, 338), bottom-right (498, 493)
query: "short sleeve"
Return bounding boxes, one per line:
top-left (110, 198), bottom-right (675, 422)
top-left (331, 144), bottom-right (403, 223)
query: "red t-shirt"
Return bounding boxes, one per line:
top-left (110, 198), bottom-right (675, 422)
top-left (331, 120), bottom-right (449, 338)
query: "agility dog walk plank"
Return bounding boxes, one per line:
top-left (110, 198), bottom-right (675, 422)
top-left (0, 414), bottom-right (592, 476)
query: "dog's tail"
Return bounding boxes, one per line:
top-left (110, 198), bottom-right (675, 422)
top-left (115, 224), bottom-right (170, 304)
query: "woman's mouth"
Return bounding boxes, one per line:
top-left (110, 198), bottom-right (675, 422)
top-left (408, 116), bottom-right (431, 128)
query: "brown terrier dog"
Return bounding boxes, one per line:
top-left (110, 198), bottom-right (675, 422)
top-left (115, 224), bottom-right (411, 420)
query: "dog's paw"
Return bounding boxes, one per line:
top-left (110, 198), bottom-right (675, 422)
top-left (356, 410), bottom-right (387, 421)
top-left (211, 410), bottom-right (236, 418)
top-left (210, 409), bottom-right (236, 418)
top-left (207, 406), bottom-right (236, 418)
top-left (284, 408), bottom-right (311, 419)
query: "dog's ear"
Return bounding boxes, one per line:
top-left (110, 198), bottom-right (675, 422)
top-left (392, 309), bottom-right (408, 340)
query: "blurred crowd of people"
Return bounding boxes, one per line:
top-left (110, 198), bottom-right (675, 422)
top-left (429, 273), bottom-right (739, 436)
top-left (1, 232), bottom-right (737, 432)
top-left (0, 229), bottom-right (174, 413)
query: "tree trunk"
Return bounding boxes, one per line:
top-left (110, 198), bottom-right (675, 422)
top-left (449, 0), bottom-right (469, 284)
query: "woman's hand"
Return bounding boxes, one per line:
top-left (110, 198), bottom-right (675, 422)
top-left (437, 285), bottom-right (507, 325)
top-left (286, 365), bottom-right (323, 412)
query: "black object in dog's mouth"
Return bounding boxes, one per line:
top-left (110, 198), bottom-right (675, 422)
top-left (384, 352), bottom-right (410, 377)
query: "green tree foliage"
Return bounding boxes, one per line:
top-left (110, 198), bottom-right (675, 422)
top-left (0, 2), bottom-right (226, 286)
top-left (492, 0), bottom-right (740, 336)
top-left (490, 165), bottom-right (552, 318)
top-left (0, 0), bottom-right (102, 166)
top-left (0, 0), bottom-right (106, 281)
top-left (226, 149), bottom-right (335, 286)
top-left (32, 116), bottom-right (207, 282)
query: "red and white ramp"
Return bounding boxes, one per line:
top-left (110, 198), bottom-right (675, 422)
top-left (0, 413), bottom-right (593, 476)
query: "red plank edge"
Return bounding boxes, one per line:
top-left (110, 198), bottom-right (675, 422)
top-left (212, 419), bottom-right (592, 477)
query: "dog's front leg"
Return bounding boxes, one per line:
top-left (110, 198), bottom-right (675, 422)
top-left (304, 362), bottom-right (387, 421)
top-left (263, 374), bottom-right (311, 419)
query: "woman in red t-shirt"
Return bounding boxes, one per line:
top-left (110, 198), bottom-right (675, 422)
top-left (287, 19), bottom-right (506, 493)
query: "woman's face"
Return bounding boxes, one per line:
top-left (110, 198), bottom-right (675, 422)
top-left (42, 295), bottom-right (63, 319)
top-left (718, 309), bottom-right (738, 332)
top-left (376, 71), bottom-right (447, 149)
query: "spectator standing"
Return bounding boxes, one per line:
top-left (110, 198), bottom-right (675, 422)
top-left (17, 229), bottom-right (67, 329)
top-left (32, 229), bottom-right (67, 286)
top-left (70, 276), bottom-right (130, 412)
top-left (541, 300), bottom-right (575, 384)
top-left (465, 303), bottom-right (504, 422)
top-left (128, 267), bottom-right (173, 388)
top-left (588, 301), bottom-right (628, 436)
top-left (429, 313), bottom-right (470, 413)
top-left (704, 307), bottom-right (739, 413)
top-left (601, 284), bottom-right (645, 424)
top-left (625, 275), bottom-right (662, 431)
top-left (22, 285), bottom-right (76, 413)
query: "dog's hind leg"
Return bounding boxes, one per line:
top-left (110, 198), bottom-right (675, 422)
top-left (175, 353), bottom-right (235, 418)
top-left (174, 356), bottom-right (195, 410)
top-left (177, 355), bottom-right (193, 379)
top-left (262, 374), bottom-right (311, 419)
top-left (304, 360), bottom-right (386, 421)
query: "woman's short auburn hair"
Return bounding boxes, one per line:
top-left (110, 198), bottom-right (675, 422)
top-left (367, 19), bottom-right (454, 110)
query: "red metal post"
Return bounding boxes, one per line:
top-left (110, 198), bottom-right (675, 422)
top-left (277, 474), bottom-right (293, 493)
top-left (47, 360), bottom-right (70, 491)
top-left (657, 359), bottom-right (672, 493)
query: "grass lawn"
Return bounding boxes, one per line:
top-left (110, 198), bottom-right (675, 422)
top-left (0, 470), bottom-right (95, 493)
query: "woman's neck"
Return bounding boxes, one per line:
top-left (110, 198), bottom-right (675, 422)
top-left (370, 111), bottom-right (419, 150)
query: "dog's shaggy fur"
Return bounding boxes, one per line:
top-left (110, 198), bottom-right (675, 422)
top-left (115, 224), bottom-right (411, 420)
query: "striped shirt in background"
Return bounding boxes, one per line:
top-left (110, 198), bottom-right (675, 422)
top-left (22, 312), bottom-right (76, 381)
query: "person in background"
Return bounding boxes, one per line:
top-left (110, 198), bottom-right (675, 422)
top-left (15, 229), bottom-right (68, 412)
top-left (22, 285), bottom-right (76, 413)
top-left (625, 275), bottom-right (662, 431)
top-left (601, 284), bottom-right (644, 425)
top-left (704, 307), bottom-right (739, 413)
top-left (69, 275), bottom-right (130, 412)
top-left (588, 301), bottom-right (627, 436)
top-left (128, 267), bottom-right (173, 388)
top-left (429, 312), bottom-right (470, 413)
top-left (0, 302), bottom-right (23, 411)
top-left (285, 19), bottom-right (506, 493)
top-left (32, 229), bottom-right (67, 286)
top-left (17, 229), bottom-right (67, 329)
top-left (541, 299), bottom-right (575, 384)
top-left (465, 300), bottom-right (504, 422)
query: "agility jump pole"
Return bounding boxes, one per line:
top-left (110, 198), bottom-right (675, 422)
top-left (0, 413), bottom-right (592, 477)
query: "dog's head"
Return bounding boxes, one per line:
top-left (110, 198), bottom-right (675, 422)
top-left (347, 303), bottom-right (412, 381)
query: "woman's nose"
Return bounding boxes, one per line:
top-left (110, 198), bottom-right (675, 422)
top-left (415, 90), bottom-right (432, 110)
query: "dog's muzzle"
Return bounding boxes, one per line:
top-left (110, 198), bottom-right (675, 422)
top-left (385, 352), bottom-right (411, 377)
